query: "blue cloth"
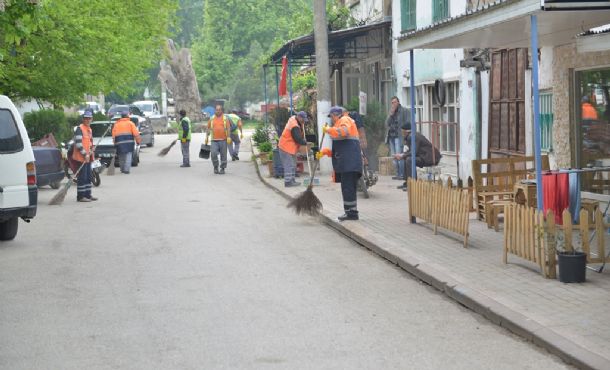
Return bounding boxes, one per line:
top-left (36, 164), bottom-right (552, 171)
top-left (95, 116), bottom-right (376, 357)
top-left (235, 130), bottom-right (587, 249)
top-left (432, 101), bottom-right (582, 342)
top-left (568, 171), bottom-right (581, 223)
top-left (114, 133), bottom-right (135, 154)
top-left (331, 138), bottom-right (362, 176)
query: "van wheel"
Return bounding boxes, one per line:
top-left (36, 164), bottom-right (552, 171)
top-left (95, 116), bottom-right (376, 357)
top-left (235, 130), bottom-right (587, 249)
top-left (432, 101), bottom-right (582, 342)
top-left (50, 181), bottom-right (61, 189)
top-left (0, 217), bottom-right (18, 241)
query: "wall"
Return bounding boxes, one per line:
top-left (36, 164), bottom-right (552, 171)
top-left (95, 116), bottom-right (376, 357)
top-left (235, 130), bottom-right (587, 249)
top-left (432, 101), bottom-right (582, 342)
top-left (552, 43), bottom-right (610, 168)
top-left (348, 0), bottom-right (385, 22)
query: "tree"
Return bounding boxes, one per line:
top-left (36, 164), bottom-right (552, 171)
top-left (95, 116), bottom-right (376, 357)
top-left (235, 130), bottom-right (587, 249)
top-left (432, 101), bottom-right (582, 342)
top-left (229, 41), bottom-right (264, 109)
top-left (0, 0), bottom-right (178, 105)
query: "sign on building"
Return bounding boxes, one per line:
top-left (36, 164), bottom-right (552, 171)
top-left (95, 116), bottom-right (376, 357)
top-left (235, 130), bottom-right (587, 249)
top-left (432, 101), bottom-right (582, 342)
top-left (359, 91), bottom-right (367, 116)
top-left (542, 0), bottom-right (610, 10)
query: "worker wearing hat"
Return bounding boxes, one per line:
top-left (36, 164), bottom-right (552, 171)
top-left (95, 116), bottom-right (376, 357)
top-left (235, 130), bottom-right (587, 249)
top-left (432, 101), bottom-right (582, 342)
top-left (112, 109), bottom-right (141, 174)
top-left (73, 109), bottom-right (97, 202)
top-left (278, 111), bottom-right (309, 187)
top-left (178, 109), bottom-right (192, 167)
top-left (317, 106), bottom-right (362, 221)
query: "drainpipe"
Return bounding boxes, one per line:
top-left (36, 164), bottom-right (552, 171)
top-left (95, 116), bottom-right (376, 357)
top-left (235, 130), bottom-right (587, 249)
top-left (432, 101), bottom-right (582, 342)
top-left (475, 69), bottom-right (482, 160)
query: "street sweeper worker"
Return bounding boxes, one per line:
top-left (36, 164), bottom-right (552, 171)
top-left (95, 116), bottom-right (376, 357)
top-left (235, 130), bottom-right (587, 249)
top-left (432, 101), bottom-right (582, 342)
top-left (207, 104), bottom-right (231, 174)
top-left (178, 109), bottom-right (192, 167)
top-left (112, 110), bottom-right (141, 174)
top-left (317, 106), bottom-right (362, 221)
top-left (226, 113), bottom-right (244, 161)
top-left (278, 111), bottom-right (309, 187)
top-left (72, 110), bottom-right (97, 202)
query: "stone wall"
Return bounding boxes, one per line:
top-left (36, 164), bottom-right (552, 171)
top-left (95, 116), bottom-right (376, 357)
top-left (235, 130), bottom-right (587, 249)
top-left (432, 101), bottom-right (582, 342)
top-left (552, 43), bottom-right (610, 168)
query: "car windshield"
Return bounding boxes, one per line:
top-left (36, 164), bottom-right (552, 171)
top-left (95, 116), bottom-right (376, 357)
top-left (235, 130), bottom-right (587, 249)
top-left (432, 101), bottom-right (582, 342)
top-left (90, 122), bottom-right (112, 137)
top-left (108, 105), bottom-right (128, 115)
top-left (135, 103), bottom-right (153, 112)
top-left (0, 109), bottom-right (23, 153)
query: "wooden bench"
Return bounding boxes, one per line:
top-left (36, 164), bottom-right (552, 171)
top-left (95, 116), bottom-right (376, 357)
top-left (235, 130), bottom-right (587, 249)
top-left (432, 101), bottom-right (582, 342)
top-left (472, 155), bottom-right (550, 221)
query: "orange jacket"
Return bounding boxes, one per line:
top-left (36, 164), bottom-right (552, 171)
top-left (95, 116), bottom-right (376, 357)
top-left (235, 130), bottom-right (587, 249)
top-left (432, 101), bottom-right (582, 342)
top-left (112, 118), bottom-right (141, 154)
top-left (582, 102), bottom-right (598, 120)
top-left (72, 123), bottom-right (93, 162)
top-left (278, 116), bottom-right (302, 155)
top-left (208, 115), bottom-right (229, 140)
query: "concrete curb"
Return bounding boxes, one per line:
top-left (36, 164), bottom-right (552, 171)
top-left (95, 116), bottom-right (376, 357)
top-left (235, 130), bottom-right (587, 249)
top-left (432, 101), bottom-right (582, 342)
top-left (250, 147), bottom-right (609, 370)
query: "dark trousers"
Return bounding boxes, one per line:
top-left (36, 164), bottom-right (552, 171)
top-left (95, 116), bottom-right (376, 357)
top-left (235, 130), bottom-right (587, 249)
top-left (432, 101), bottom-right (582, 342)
top-left (75, 161), bottom-right (92, 199)
top-left (403, 156), bottom-right (426, 180)
top-left (339, 171), bottom-right (359, 215)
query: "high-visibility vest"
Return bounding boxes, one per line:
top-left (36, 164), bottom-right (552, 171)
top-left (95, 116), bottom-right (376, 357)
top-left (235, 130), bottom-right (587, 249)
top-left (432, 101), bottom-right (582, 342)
top-left (226, 114), bottom-right (241, 133)
top-left (112, 118), bottom-right (141, 154)
top-left (208, 115), bottom-right (228, 140)
top-left (327, 115), bottom-right (362, 175)
top-left (72, 123), bottom-right (93, 162)
top-left (582, 103), bottom-right (598, 120)
top-left (278, 116), bottom-right (301, 155)
top-left (178, 116), bottom-right (192, 141)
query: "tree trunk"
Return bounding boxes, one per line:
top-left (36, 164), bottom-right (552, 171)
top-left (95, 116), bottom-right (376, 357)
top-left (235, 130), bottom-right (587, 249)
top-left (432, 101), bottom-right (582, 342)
top-left (158, 39), bottom-right (203, 122)
top-left (313, 0), bottom-right (332, 172)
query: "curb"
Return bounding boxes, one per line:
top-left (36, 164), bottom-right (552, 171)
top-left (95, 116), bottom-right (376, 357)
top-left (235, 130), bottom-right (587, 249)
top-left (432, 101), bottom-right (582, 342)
top-left (250, 147), bottom-right (609, 370)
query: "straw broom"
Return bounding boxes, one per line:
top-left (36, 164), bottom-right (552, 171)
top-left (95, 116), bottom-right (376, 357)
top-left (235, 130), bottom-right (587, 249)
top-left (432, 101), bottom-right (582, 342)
top-left (287, 131), bottom-right (326, 216)
top-left (106, 154), bottom-right (116, 176)
top-left (48, 162), bottom-right (86, 205)
top-left (158, 139), bottom-right (177, 156)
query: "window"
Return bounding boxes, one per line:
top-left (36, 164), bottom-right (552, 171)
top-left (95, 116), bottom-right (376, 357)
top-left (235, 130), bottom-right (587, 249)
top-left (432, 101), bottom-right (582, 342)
top-left (539, 91), bottom-right (553, 151)
top-left (0, 109), bottom-right (24, 153)
top-left (428, 82), bottom-right (459, 153)
top-left (432, 0), bottom-right (449, 23)
top-left (400, 0), bottom-right (416, 32)
top-left (575, 68), bottom-right (610, 194)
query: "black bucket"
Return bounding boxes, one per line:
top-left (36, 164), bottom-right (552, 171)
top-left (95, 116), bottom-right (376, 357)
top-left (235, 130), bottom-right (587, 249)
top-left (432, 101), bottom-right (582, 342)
top-left (199, 144), bottom-right (211, 159)
top-left (557, 252), bottom-right (587, 283)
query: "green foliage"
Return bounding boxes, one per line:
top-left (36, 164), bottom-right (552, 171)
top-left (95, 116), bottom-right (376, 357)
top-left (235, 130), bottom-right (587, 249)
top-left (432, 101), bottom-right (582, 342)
top-left (229, 41), bottom-right (265, 109)
top-left (258, 141), bottom-right (273, 153)
top-left (92, 112), bottom-right (107, 121)
top-left (0, 1), bottom-right (178, 105)
top-left (293, 71), bottom-right (316, 91)
top-left (23, 109), bottom-right (70, 144)
top-left (252, 124), bottom-right (271, 146)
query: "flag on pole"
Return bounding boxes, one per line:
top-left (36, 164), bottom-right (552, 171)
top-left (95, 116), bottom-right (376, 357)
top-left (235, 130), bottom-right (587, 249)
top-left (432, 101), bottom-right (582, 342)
top-left (279, 56), bottom-right (288, 96)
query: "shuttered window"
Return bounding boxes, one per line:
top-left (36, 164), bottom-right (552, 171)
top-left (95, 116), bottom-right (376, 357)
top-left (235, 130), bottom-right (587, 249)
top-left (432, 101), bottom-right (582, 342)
top-left (400, 0), bottom-right (416, 32)
top-left (539, 91), bottom-right (553, 151)
top-left (432, 0), bottom-right (449, 23)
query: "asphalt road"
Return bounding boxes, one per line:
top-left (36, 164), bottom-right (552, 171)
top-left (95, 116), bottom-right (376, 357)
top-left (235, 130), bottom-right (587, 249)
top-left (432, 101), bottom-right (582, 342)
top-left (0, 134), bottom-right (570, 369)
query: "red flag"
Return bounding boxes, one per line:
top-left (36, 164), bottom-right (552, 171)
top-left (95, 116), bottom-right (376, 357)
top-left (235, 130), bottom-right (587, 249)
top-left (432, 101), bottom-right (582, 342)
top-left (279, 56), bottom-right (287, 96)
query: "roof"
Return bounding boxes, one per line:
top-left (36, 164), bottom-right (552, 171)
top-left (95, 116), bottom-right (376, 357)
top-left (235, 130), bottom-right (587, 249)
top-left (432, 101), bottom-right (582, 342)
top-left (396, 0), bottom-right (610, 51)
top-left (267, 19), bottom-right (391, 66)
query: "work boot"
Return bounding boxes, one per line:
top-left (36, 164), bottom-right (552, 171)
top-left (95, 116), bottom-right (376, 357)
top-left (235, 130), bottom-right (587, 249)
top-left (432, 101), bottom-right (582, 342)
top-left (235, 154), bottom-right (239, 160)
top-left (397, 183), bottom-right (407, 190)
top-left (231, 155), bottom-right (236, 161)
top-left (88, 196), bottom-right (98, 201)
top-left (77, 197), bottom-right (92, 203)
top-left (180, 164), bottom-right (191, 168)
top-left (338, 213), bottom-right (359, 221)
top-left (285, 181), bottom-right (301, 188)
top-left (214, 167), bottom-right (219, 174)
top-left (392, 176), bottom-right (403, 180)
top-left (219, 168), bottom-right (225, 175)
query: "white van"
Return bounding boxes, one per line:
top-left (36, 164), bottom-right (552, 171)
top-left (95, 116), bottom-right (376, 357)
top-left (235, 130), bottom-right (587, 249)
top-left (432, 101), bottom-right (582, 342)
top-left (0, 95), bottom-right (37, 241)
top-left (132, 100), bottom-right (160, 118)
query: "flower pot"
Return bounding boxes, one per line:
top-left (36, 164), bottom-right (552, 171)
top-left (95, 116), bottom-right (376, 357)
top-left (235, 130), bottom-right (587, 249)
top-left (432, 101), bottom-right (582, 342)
top-left (557, 251), bottom-right (587, 283)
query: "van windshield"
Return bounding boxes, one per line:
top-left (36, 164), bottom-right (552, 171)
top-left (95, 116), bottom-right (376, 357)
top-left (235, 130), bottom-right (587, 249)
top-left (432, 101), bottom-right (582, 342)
top-left (0, 109), bottom-right (24, 153)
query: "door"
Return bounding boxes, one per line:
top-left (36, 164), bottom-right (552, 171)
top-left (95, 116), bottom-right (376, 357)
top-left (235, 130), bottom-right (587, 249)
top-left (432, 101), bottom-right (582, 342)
top-left (488, 48), bottom-right (527, 159)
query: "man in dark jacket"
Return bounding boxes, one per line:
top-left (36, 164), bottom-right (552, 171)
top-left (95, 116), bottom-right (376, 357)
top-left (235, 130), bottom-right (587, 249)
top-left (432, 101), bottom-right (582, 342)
top-left (385, 96), bottom-right (409, 180)
top-left (395, 129), bottom-right (441, 190)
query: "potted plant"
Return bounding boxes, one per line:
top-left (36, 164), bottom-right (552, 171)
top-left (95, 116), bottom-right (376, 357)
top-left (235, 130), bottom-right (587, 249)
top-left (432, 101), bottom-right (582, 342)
top-left (555, 233), bottom-right (587, 283)
top-left (257, 141), bottom-right (273, 159)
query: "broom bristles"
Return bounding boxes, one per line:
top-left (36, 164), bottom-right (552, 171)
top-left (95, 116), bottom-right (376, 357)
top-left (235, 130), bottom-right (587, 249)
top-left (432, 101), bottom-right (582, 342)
top-left (48, 181), bottom-right (71, 205)
top-left (287, 185), bottom-right (323, 216)
top-left (106, 156), bottom-right (116, 176)
top-left (158, 140), bottom-right (177, 156)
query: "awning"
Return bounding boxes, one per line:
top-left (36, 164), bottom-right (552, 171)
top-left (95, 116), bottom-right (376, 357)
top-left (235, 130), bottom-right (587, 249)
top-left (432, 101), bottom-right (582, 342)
top-left (397, 0), bottom-right (610, 51)
top-left (267, 19), bottom-right (391, 66)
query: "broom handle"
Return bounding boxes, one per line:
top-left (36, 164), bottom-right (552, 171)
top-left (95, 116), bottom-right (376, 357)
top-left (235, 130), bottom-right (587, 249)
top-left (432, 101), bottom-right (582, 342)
top-left (309, 130), bottom-right (327, 184)
top-left (302, 124), bottom-right (312, 175)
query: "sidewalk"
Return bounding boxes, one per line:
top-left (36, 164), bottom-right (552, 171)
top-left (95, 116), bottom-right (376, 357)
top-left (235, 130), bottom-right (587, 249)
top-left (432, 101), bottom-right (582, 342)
top-left (253, 158), bottom-right (610, 370)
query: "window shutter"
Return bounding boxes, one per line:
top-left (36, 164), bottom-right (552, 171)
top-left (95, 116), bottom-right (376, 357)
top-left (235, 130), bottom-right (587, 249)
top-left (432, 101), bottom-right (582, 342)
top-left (400, 0), bottom-right (408, 31)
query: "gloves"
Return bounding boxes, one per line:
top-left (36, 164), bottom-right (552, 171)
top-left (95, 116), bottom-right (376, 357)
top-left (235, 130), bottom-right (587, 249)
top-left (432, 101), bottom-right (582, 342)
top-left (227, 138), bottom-right (232, 145)
top-left (315, 148), bottom-right (332, 160)
top-left (181, 138), bottom-right (187, 143)
top-left (240, 133), bottom-right (244, 139)
top-left (322, 125), bottom-right (329, 134)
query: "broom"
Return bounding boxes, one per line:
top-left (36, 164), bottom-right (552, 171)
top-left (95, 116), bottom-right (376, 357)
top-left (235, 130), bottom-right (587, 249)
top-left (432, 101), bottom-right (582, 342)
top-left (158, 139), bottom-right (177, 156)
top-left (49, 124), bottom-right (112, 205)
top-left (49, 161), bottom-right (86, 205)
top-left (106, 154), bottom-right (116, 176)
top-left (287, 130), bottom-right (326, 216)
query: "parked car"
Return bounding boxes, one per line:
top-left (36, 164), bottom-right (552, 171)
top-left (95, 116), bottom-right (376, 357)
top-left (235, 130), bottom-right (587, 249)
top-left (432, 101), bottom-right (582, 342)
top-left (0, 95), bottom-right (37, 241)
top-left (78, 101), bottom-right (105, 115)
top-left (32, 146), bottom-right (64, 189)
top-left (107, 104), bottom-right (154, 147)
top-left (90, 121), bottom-right (140, 167)
top-left (132, 100), bottom-right (160, 118)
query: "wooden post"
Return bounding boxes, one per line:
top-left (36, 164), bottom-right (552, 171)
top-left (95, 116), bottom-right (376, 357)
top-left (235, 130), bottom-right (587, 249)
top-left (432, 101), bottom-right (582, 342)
top-left (579, 209), bottom-right (590, 260)
top-left (563, 210), bottom-right (573, 252)
top-left (596, 209), bottom-right (606, 264)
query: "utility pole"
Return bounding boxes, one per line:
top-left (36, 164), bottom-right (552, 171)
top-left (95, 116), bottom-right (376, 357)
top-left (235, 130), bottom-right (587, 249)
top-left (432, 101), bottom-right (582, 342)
top-left (313, 0), bottom-right (332, 172)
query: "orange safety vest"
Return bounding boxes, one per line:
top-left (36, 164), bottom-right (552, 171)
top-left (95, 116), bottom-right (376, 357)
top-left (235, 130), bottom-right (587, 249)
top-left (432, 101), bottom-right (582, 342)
top-left (112, 118), bottom-right (141, 153)
top-left (327, 115), bottom-right (360, 141)
top-left (582, 103), bottom-right (598, 120)
top-left (72, 123), bottom-right (93, 162)
top-left (278, 116), bottom-right (302, 155)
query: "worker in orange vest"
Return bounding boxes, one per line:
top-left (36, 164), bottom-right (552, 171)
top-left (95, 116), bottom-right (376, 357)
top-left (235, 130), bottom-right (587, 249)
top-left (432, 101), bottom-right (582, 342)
top-left (206, 104), bottom-right (231, 174)
top-left (278, 111), bottom-right (309, 187)
top-left (72, 110), bottom-right (97, 202)
top-left (112, 110), bottom-right (141, 174)
top-left (317, 106), bottom-right (362, 221)
top-left (581, 95), bottom-right (598, 126)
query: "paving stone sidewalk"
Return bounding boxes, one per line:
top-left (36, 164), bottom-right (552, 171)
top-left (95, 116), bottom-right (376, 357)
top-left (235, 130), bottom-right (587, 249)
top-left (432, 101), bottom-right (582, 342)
top-left (254, 159), bottom-right (610, 369)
